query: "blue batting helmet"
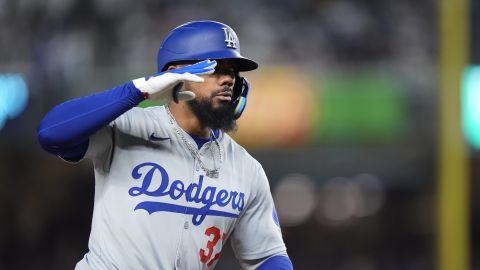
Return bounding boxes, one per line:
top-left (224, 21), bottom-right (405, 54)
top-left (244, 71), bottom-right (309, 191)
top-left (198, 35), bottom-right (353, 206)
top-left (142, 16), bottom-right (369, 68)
top-left (157, 21), bottom-right (258, 72)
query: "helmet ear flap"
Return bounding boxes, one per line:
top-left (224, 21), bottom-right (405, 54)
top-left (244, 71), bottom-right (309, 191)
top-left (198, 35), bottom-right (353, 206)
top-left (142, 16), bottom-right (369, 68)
top-left (232, 74), bottom-right (250, 119)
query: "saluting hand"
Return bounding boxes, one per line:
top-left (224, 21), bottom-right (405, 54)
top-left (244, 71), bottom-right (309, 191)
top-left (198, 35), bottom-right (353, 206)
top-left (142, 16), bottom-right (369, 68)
top-left (132, 60), bottom-right (217, 103)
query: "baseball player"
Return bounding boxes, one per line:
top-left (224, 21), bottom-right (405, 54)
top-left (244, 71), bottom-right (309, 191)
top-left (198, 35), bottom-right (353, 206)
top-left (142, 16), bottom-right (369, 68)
top-left (37, 21), bottom-right (292, 269)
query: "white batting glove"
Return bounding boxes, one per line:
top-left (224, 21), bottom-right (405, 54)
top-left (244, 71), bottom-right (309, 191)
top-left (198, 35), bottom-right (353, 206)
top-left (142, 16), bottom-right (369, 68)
top-left (132, 60), bottom-right (217, 103)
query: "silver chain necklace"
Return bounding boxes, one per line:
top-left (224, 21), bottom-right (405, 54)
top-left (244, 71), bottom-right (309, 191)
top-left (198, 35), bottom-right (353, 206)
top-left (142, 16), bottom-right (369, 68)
top-left (165, 106), bottom-right (223, 178)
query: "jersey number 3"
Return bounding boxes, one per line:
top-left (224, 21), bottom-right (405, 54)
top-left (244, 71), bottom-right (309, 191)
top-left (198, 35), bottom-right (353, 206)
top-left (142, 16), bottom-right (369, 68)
top-left (199, 226), bottom-right (226, 267)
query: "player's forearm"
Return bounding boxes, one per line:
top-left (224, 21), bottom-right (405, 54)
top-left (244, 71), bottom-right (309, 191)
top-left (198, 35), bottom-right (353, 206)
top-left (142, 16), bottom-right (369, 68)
top-left (37, 81), bottom-right (144, 156)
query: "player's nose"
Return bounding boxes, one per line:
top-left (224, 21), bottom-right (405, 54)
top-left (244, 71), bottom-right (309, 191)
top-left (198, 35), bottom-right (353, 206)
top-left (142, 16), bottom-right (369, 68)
top-left (218, 73), bottom-right (234, 88)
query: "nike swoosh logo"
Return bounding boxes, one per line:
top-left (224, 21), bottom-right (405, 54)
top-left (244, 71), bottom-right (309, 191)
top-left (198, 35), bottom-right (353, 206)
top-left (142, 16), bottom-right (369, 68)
top-left (149, 133), bottom-right (170, 141)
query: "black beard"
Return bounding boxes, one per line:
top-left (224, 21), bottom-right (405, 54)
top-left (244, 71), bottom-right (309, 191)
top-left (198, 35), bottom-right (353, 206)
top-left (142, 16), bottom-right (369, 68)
top-left (187, 93), bottom-right (237, 133)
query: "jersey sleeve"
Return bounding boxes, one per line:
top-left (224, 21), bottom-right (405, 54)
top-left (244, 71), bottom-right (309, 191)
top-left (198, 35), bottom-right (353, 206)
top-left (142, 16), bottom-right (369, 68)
top-left (230, 163), bottom-right (287, 263)
top-left (237, 252), bottom-right (292, 270)
top-left (83, 125), bottom-right (114, 171)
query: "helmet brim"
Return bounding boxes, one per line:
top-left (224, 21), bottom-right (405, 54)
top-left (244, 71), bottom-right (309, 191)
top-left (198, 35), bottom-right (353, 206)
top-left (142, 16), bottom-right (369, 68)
top-left (162, 57), bottom-right (258, 72)
top-left (227, 57), bottom-right (258, 72)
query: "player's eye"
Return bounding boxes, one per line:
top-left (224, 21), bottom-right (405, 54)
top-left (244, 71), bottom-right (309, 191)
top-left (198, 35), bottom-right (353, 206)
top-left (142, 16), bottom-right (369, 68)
top-left (215, 67), bottom-right (235, 77)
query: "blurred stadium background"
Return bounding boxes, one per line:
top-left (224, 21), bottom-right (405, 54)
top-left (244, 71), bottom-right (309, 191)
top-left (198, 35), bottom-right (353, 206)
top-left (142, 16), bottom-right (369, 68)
top-left (0, 0), bottom-right (479, 269)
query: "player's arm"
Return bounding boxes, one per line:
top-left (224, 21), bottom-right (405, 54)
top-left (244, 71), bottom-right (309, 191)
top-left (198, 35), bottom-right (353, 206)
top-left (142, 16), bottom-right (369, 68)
top-left (230, 164), bottom-right (293, 270)
top-left (37, 60), bottom-right (216, 161)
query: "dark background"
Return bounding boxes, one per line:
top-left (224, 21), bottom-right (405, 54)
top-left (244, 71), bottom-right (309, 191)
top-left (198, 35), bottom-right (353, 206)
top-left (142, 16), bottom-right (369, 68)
top-left (0, 0), bottom-right (478, 269)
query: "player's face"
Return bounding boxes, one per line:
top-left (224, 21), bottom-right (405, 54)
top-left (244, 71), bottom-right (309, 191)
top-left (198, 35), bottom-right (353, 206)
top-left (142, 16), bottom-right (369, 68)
top-left (186, 60), bottom-right (236, 108)
top-left (169, 60), bottom-right (238, 132)
top-left (168, 60), bottom-right (236, 108)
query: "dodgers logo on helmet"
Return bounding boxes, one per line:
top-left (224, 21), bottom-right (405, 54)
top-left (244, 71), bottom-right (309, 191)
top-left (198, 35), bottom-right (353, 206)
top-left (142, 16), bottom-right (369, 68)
top-left (157, 21), bottom-right (258, 72)
top-left (222, 27), bottom-right (237, 49)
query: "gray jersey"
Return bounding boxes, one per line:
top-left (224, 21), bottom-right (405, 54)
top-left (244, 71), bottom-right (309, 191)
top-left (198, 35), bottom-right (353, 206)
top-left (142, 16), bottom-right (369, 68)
top-left (74, 106), bottom-right (287, 270)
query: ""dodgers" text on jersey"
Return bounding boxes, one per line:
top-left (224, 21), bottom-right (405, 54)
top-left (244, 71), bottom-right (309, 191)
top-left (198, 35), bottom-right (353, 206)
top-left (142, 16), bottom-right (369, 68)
top-left (128, 162), bottom-right (246, 225)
